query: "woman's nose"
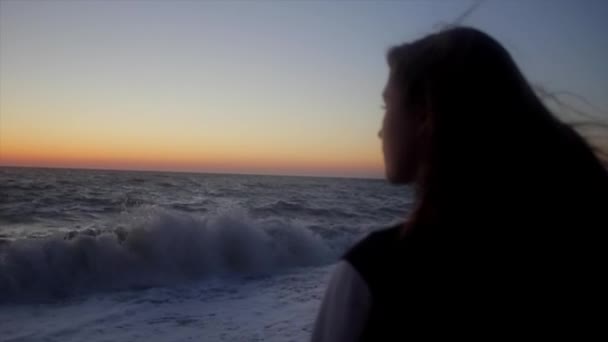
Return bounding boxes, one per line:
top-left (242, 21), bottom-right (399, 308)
top-left (378, 129), bottom-right (383, 139)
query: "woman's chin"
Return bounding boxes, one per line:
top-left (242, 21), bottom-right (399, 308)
top-left (385, 167), bottom-right (412, 184)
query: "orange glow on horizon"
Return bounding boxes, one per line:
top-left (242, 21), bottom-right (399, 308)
top-left (0, 134), bottom-right (384, 177)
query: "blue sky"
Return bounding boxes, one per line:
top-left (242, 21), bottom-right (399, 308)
top-left (1, 0), bottom-right (606, 177)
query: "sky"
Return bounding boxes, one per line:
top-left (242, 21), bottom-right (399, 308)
top-left (1, 0), bottom-right (607, 178)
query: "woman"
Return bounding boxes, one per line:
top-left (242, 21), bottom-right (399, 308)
top-left (312, 26), bottom-right (607, 341)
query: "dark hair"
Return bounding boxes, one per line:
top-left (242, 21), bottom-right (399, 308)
top-left (382, 26), bottom-right (606, 332)
top-left (387, 27), bottom-right (607, 248)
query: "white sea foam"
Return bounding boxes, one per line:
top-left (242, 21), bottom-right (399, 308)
top-left (0, 206), bottom-right (348, 302)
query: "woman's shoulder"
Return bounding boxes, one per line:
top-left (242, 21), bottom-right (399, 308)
top-left (344, 223), bottom-right (404, 259)
top-left (342, 223), bottom-right (406, 285)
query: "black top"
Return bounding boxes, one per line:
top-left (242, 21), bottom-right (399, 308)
top-left (343, 222), bottom-right (603, 340)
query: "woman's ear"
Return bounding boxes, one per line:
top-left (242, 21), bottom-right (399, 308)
top-left (416, 79), bottom-right (435, 143)
top-left (411, 104), bottom-right (433, 145)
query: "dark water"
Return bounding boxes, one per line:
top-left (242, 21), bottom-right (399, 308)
top-left (0, 167), bottom-right (411, 301)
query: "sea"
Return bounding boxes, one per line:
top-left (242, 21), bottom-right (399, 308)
top-left (0, 167), bottom-right (412, 341)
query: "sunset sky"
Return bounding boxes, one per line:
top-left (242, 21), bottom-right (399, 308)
top-left (1, 0), bottom-right (606, 178)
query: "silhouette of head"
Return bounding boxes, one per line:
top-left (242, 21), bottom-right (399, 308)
top-left (380, 26), bottom-right (607, 229)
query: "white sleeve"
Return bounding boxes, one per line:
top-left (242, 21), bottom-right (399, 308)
top-left (311, 260), bottom-right (372, 342)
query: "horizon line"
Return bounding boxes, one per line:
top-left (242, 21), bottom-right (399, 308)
top-left (0, 163), bottom-right (386, 181)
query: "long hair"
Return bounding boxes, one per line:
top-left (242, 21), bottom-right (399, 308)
top-left (387, 27), bottom-right (607, 256)
top-left (381, 26), bottom-right (606, 335)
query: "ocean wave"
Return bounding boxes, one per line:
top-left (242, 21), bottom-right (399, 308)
top-left (251, 200), bottom-right (355, 219)
top-left (0, 207), bottom-right (346, 303)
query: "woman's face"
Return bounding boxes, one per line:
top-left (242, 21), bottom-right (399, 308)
top-left (380, 79), bottom-right (423, 184)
